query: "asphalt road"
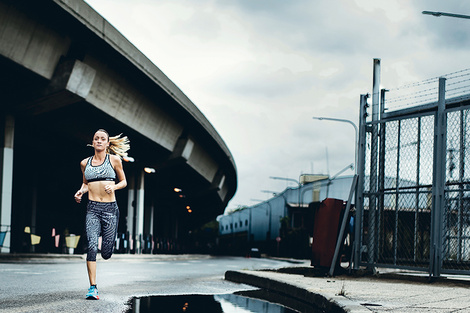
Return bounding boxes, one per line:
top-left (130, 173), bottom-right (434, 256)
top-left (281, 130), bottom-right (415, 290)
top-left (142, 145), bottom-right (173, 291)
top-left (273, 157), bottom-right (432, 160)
top-left (0, 255), bottom-right (296, 312)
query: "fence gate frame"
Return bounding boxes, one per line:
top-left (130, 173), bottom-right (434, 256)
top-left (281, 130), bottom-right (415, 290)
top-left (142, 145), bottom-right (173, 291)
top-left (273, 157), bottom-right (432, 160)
top-left (354, 69), bottom-right (470, 278)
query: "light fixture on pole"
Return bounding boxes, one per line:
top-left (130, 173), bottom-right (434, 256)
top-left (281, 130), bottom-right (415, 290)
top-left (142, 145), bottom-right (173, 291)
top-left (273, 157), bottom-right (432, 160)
top-left (312, 116), bottom-right (358, 174)
top-left (144, 167), bottom-right (156, 174)
top-left (422, 11), bottom-right (470, 19)
top-left (123, 156), bottom-right (135, 163)
top-left (261, 190), bottom-right (278, 196)
top-left (269, 176), bottom-right (300, 186)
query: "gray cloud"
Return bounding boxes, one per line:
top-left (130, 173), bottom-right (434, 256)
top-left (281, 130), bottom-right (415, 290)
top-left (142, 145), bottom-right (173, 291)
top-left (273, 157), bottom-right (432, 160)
top-left (85, 0), bottom-right (470, 211)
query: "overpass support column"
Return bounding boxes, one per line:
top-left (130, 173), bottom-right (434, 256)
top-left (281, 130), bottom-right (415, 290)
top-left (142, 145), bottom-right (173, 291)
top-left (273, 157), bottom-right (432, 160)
top-left (126, 174), bottom-right (135, 253)
top-left (0, 114), bottom-right (14, 253)
top-left (135, 171), bottom-right (145, 254)
top-left (144, 200), bottom-right (155, 253)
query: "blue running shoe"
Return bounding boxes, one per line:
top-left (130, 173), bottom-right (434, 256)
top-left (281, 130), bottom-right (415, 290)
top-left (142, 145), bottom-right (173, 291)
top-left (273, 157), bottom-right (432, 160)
top-left (86, 285), bottom-right (99, 300)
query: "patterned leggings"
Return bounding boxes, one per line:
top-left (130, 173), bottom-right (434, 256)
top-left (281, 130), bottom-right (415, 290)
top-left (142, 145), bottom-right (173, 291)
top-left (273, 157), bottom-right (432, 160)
top-left (85, 200), bottom-right (119, 262)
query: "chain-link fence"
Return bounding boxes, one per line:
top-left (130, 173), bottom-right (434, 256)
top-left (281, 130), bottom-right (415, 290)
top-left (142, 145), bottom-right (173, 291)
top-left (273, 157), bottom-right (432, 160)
top-left (357, 69), bottom-right (470, 276)
top-left (442, 108), bottom-right (470, 272)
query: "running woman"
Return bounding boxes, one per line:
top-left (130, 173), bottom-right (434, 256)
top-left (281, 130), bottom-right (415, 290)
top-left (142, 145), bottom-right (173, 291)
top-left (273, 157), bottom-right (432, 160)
top-left (74, 129), bottom-right (130, 300)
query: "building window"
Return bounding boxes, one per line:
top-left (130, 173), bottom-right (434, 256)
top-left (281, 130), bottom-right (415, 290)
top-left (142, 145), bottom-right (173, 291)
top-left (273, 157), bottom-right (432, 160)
top-left (245, 220), bottom-right (248, 226)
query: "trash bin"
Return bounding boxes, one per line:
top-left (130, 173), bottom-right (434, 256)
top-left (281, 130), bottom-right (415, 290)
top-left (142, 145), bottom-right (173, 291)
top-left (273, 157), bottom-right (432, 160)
top-left (65, 234), bottom-right (81, 254)
top-left (311, 198), bottom-right (345, 268)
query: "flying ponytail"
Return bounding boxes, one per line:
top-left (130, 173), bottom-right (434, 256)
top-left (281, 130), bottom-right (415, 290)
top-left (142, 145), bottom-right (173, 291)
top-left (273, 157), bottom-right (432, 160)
top-left (89, 129), bottom-right (130, 159)
top-left (108, 133), bottom-right (130, 159)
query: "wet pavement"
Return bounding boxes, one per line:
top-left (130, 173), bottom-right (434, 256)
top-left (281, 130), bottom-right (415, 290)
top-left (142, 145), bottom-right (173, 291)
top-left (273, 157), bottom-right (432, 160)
top-left (2, 253), bottom-right (470, 312)
top-left (128, 293), bottom-right (299, 313)
top-left (0, 253), bottom-right (296, 313)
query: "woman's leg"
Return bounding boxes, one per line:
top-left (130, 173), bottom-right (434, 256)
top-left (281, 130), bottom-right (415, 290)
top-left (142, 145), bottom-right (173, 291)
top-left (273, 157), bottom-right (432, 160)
top-left (87, 261), bottom-right (97, 285)
top-left (85, 207), bottom-right (100, 284)
top-left (100, 203), bottom-right (119, 260)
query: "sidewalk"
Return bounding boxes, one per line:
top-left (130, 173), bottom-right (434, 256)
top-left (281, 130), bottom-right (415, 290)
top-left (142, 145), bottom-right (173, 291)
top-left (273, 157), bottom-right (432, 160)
top-left (225, 265), bottom-right (470, 312)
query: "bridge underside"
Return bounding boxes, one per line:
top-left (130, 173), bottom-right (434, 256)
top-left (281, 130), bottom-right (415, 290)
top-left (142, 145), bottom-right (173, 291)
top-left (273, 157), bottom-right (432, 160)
top-left (0, 0), bottom-right (236, 253)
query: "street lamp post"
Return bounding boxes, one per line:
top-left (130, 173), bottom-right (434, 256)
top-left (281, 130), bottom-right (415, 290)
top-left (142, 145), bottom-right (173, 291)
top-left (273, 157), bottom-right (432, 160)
top-left (312, 116), bottom-right (358, 175)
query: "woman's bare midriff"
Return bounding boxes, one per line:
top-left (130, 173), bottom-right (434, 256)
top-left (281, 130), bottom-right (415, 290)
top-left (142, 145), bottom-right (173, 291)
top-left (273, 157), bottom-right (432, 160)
top-left (88, 181), bottom-right (116, 202)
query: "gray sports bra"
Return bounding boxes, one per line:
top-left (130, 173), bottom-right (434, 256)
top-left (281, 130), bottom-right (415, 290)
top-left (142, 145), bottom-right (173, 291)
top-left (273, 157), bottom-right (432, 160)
top-left (84, 154), bottom-right (116, 183)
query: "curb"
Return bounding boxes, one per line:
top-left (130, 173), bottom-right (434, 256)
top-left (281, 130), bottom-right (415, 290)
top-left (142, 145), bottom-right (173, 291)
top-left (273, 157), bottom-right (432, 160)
top-left (0, 253), bottom-right (84, 263)
top-left (0, 253), bottom-right (212, 263)
top-left (225, 270), bottom-right (370, 313)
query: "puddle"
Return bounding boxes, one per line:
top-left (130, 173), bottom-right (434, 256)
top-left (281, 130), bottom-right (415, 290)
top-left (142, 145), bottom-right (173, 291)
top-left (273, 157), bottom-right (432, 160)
top-left (128, 293), bottom-right (299, 313)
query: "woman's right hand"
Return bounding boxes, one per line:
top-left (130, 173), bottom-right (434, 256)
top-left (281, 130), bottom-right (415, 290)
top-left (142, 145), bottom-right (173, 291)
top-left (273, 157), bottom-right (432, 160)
top-left (74, 190), bottom-right (83, 203)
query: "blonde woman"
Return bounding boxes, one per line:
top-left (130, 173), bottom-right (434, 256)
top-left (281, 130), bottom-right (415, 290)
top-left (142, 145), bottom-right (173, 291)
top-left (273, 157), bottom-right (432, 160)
top-left (74, 129), bottom-right (130, 300)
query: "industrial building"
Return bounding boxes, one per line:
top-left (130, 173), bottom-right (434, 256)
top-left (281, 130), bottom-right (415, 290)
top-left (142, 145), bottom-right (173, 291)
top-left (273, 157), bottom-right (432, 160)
top-left (218, 175), bottom-right (355, 257)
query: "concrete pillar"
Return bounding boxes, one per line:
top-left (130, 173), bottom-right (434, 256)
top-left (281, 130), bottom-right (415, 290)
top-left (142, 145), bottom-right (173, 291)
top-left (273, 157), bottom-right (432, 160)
top-left (174, 216), bottom-right (178, 240)
top-left (148, 201), bottom-right (154, 253)
top-left (143, 197), bottom-right (155, 253)
top-left (30, 173), bottom-right (38, 253)
top-left (135, 171), bottom-right (145, 253)
top-left (126, 174), bottom-right (135, 252)
top-left (0, 114), bottom-right (14, 253)
top-left (148, 201), bottom-right (154, 236)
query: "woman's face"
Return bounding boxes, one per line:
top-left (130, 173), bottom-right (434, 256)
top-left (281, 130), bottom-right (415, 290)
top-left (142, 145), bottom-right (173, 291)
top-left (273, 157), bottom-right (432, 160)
top-left (93, 131), bottom-right (109, 151)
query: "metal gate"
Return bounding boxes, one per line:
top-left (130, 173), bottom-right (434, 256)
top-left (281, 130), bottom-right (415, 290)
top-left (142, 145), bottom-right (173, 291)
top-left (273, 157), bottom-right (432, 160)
top-left (354, 65), bottom-right (470, 277)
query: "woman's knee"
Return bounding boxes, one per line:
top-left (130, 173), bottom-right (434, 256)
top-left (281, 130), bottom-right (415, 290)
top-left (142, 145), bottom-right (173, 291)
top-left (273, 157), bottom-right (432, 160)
top-left (101, 250), bottom-right (113, 260)
top-left (87, 249), bottom-right (98, 262)
top-left (101, 242), bottom-right (114, 260)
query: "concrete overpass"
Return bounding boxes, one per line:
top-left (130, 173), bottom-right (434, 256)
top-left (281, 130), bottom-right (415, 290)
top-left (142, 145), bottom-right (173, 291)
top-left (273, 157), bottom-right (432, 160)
top-left (0, 0), bottom-right (237, 253)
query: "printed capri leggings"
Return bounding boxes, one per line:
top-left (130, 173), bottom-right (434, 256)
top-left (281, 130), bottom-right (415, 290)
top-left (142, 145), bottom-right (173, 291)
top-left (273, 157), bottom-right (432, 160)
top-left (85, 200), bottom-right (119, 262)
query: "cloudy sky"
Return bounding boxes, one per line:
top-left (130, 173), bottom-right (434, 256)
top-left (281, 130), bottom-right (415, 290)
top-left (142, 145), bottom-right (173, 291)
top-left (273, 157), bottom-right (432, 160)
top-left (85, 0), bottom-right (470, 212)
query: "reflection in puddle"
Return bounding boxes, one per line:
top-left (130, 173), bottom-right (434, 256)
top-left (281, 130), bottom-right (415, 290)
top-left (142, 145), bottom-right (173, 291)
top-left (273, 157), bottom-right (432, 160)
top-left (129, 294), bottom-right (299, 313)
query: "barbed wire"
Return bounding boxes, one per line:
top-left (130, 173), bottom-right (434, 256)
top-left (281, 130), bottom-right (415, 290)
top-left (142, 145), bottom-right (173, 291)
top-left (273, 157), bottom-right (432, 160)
top-left (446, 77), bottom-right (470, 87)
top-left (384, 68), bottom-right (470, 111)
top-left (385, 86), bottom-right (437, 103)
top-left (388, 77), bottom-right (438, 92)
top-left (443, 68), bottom-right (470, 79)
top-left (385, 91), bottom-right (438, 105)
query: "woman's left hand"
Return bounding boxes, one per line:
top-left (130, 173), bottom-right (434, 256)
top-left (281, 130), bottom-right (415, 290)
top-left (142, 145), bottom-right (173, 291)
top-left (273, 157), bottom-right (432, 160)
top-left (104, 185), bottom-right (114, 194)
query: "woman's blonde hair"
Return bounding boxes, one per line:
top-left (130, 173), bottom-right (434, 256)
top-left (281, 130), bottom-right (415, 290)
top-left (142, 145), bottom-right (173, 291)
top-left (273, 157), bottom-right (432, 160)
top-left (91, 129), bottom-right (130, 159)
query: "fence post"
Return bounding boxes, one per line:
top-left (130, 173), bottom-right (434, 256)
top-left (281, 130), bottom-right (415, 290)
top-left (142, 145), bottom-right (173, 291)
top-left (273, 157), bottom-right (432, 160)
top-left (431, 77), bottom-right (447, 278)
top-left (378, 89), bottom-right (387, 263)
top-left (367, 58), bottom-right (381, 266)
top-left (353, 94), bottom-right (368, 269)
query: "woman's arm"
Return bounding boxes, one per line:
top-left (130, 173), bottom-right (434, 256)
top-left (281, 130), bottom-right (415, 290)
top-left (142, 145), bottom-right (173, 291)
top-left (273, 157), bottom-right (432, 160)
top-left (105, 155), bottom-right (127, 194)
top-left (74, 159), bottom-right (89, 203)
